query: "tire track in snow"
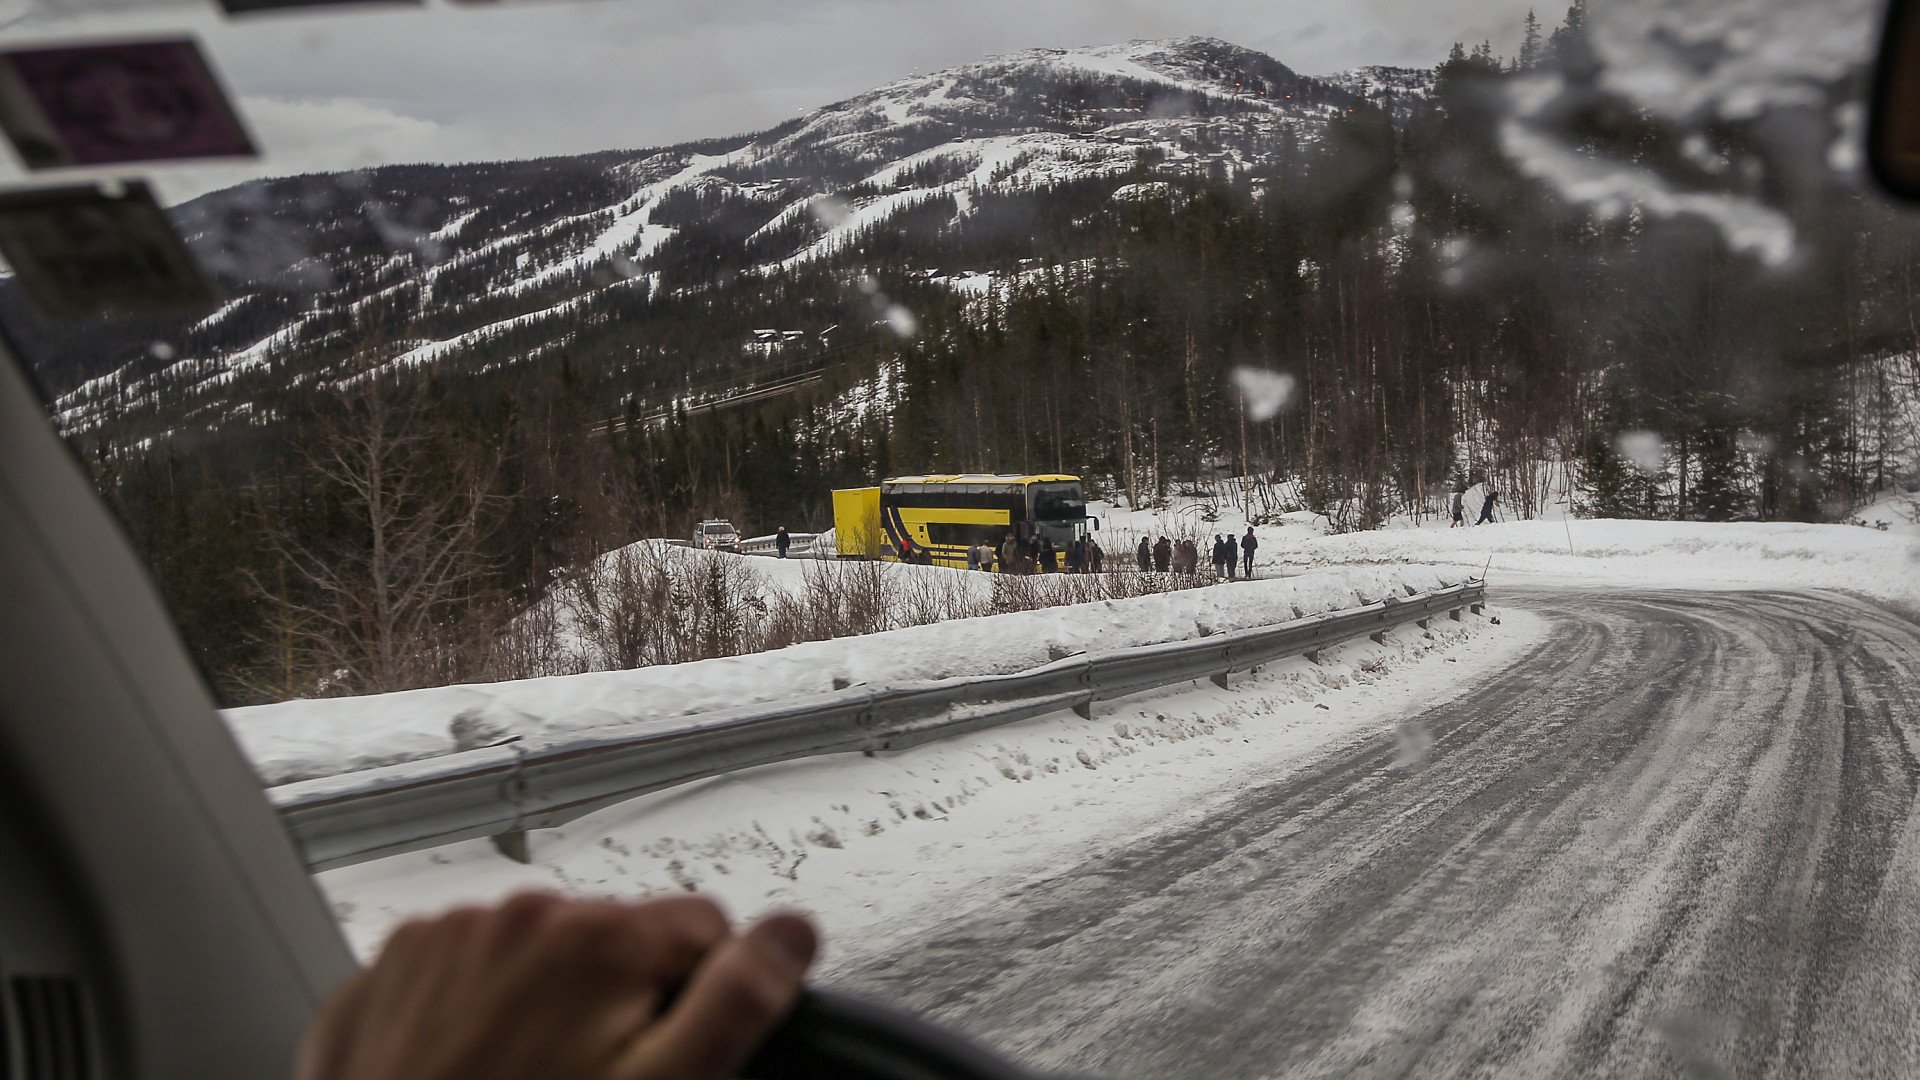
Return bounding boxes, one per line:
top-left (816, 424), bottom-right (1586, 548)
top-left (834, 588), bottom-right (1920, 1079)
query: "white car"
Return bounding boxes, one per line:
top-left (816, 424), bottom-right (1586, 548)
top-left (695, 519), bottom-right (743, 552)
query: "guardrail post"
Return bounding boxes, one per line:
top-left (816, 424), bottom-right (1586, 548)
top-left (1369, 631), bottom-right (1389, 645)
top-left (1209, 671), bottom-right (1231, 689)
top-left (1416, 617), bottom-right (1431, 630)
top-left (491, 830), bottom-right (531, 864)
top-left (1470, 603), bottom-right (1485, 616)
top-left (1072, 701), bottom-right (1094, 719)
top-left (1449, 608), bottom-right (1463, 621)
top-left (491, 744), bottom-right (532, 863)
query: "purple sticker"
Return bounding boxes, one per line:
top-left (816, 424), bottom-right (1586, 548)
top-left (0, 39), bottom-right (255, 169)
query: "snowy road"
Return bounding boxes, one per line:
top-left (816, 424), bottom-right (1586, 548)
top-left (832, 587), bottom-right (1920, 1079)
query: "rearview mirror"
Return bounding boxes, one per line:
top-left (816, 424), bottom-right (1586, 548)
top-left (1871, 0), bottom-right (1920, 199)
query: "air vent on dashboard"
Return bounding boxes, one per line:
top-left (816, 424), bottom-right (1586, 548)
top-left (4, 975), bottom-right (94, 1080)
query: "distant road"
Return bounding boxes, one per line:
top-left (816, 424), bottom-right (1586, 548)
top-left (836, 588), bottom-right (1920, 1079)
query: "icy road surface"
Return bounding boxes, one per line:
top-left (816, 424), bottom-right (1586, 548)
top-left (831, 587), bottom-right (1920, 1079)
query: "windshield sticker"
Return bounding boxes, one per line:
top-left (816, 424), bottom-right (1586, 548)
top-left (0, 39), bottom-right (255, 169)
top-left (0, 180), bottom-right (218, 318)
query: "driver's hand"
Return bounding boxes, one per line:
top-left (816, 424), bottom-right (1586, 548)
top-left (297, 892), bottom-right (818, 1080)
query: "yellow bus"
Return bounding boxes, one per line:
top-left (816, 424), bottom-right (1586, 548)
top-left (832, 474), bottom-right (1098, 567)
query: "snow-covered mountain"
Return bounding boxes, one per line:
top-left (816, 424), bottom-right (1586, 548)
top-left (28, 37), bottom-right (1434, 440)
top-left (1313, 65), bottom-right (1439, 121)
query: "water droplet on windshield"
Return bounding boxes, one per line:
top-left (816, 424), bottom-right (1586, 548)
top-left (1615, 430), bottom-right (1668, 474)
top-left (1393, 720), bottom-right (1434, 768)
top-left (1231, 366), bottom-right (1296, 421)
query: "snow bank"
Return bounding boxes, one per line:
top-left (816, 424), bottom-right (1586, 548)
top-left (1259, 519), bottom-right (1920, 610)
top-left (225, 565), bottom-right (1462, 786)
top-left (316, 601), bottom-right (1532, 959)
top-left (1852, 490), bottom-right (1920, 535)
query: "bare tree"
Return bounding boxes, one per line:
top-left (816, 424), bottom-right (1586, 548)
top-left (248, 368), bottom-right (500, 697)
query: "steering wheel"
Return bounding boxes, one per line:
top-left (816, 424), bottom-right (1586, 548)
top-left (747, 989), bottom-right (1047, 1080)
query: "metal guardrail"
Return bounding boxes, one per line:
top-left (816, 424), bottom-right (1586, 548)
top-left (269, 581), bottom-right (1485, 871)
top-left (741, 532), bottom-right (821, 557)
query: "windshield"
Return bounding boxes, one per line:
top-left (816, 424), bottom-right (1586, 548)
top-left (6, 0), bottom-right (1920, 1077)
top-left (1030, 483), bottom-right (1087, 523)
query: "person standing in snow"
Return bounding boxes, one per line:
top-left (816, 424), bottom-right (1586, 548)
top-left (1001, 532), bottom-right (1021, 575)
top-left (1450, 489), bottom-right (1466, 528)
top-left (1242, 527), bottom-right (1257, 579)
top-left (1040, 538), bottom-right (1059, 574)
top-left (975, 540), bottom-right (996, 572)
top-left (775, 526), bottom-right (791, 558)
top-left (1223, 534), bottom-right (1237, 579)
top-left (1478, 489), bottom-right (1499, 525)
top-left (966, 542), bottom-right (980, 571)
top-left (1088, 537), bottom-right (1104, 573)
top-left (1153, 536), bottom-right (1173, 573)
top-left (1136, 535), bottom-right (1152, 573)
top-left (1210, 535), bottom-right (1227, 578)
top-left (1066, 537), bottom-right (1085, 574)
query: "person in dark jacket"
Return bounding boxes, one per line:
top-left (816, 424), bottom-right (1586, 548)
top-left (1040, 538), bottom-right (1059, 574)
top-left (1136, 536), bottom-right (1152, 572)
top-left (1210, 535), bottom-right (1226, 578)
top-left (1088, 538), bottom-right (1104, 573)
top-left (1241, 527), bottom-right (1257, 579)
top-left (1001, 533), bottom-right (1020, 575)
top-left (775, 526), bottom-right (791, 558)
top-left (1066, 537), bottom-right (1085, 574)
top-left (1478, 489), bottom-right (1499, 525)
top-left (971, 541), bottom-right (995, 572)
top-left (1153, 536), bottom-right (1173, 573)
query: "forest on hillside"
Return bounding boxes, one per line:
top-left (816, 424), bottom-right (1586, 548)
top-left (57, 5), bottom-right (1920, 704)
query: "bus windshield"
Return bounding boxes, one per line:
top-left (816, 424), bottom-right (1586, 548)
top-left (1030, 483), bottom-right (1087, 524)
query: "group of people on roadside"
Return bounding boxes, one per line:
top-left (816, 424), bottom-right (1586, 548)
top-left (966, 532), bottom-right (1106, 574)
top-left (1448, 487), bottom-right (1500, 528)
top-left (1134, 527), bottom-right (1258, 580)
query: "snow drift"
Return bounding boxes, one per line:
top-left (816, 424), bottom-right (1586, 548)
top-left (226, 564), bottom-right (1465, 786)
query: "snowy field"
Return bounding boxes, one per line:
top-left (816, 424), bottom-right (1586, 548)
top-left (318, 599), bottom-right (1532, 960)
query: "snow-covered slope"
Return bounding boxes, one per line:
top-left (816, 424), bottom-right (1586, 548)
top-left (1314, 65), bottom-right (1438, 120)
top-left (36, 36), bottom-right (1432, 440)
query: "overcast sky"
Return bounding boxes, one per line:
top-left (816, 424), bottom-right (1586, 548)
top-left (0, 0), bottom-right (1550, 201)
